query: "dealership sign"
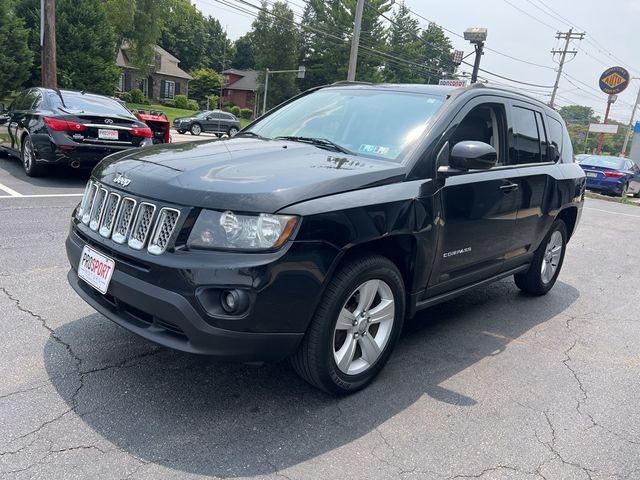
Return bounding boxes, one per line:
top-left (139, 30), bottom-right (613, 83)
top-left (599, 67), bottom-right (630, 95)
top-left (439, 79), bottom-right (468, 87)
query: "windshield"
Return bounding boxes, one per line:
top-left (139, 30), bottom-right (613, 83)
top-left (246, 87), bottom-right (445, 161)
top-left (581, 156), bottom-right (626, 170)
top-left (50, 91), bottom-right (134, 117)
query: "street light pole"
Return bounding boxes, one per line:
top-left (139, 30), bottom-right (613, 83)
top-left (262, 67), bottom-right (306, 116)
top-left (463, 28), bottom-right (488, 84)
top-left (347, 0), bottom-right (365, 81)
top-left (621, 79), bottom-right (640, 156)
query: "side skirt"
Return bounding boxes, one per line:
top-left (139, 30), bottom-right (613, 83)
top-left (410, 264), bottom-right (530, 315)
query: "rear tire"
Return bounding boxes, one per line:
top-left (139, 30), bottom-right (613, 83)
top-left (514, 219), bottom-right (567, 295)
top-left (291, 254), bottom-right (405, 394)
top-left (21, 136), bottom-right (44, 177)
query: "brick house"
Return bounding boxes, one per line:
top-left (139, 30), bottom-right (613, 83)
top-left (222, 69), bottom-right (258, 112)
top-left (116, 45), bottom-right (193, 102)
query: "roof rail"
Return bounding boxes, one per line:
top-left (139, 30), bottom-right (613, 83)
top-left (330, 80), bottom-right (373, 86)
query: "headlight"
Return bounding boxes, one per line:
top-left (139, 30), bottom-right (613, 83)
top-left (187, 210), bottom-right (299, 251)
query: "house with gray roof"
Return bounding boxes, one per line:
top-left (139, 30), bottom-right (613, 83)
top-left (222, 69), bottom-right (258, 112)
top-left (116, 45), bottom-right (193, 102)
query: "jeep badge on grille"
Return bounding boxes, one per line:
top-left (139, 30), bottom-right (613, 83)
top-left (113, 174), bottom-right (131, 187)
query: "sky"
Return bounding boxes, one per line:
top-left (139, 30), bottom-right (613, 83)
top-left (193, 0), bottom-right (639, 124)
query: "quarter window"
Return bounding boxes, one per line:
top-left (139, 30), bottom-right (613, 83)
top-left (546, 116), bottom-right (564, 160)
top-left (512, 106), bottom-right (542, 164)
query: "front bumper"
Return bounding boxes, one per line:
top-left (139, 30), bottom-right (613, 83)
top-left (66, 222), bottom-right (340, 361)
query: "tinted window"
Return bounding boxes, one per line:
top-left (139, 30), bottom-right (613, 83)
top-left (207, 113), bottom-right (222, 119)
top-left (247, 88), bottom-right (445, 161)
top-left (11, 91), bottom-right (32, 111)
top-left (49, 91), bottom-right (133, 117)
top-left (535, 112), bottom-right (548, 162)
top-left (546, 116), bottom-right (564, 157)
top-left (223, 113), bottom-right (235, 120)
top-left (512, 106), bottom-right (542, 164)
top-left (450, 103), bottom-right (506, 165)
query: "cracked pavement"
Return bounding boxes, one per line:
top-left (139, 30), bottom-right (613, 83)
top-left (1, 159), bottom-right (639, 479)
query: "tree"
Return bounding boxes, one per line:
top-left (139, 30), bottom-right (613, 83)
top-left (251, 1), bottom-right (300, 110)
top-left (188, 68), bottom-right (222, 102)
top-left (55, 0), bottom-right (120, 94)
top-left (202, 16), bottom-right (234, 72)
top-left (418, 23), bottom-right (454, 83)
top-left (384, 2), bottom-right (423, 83)
top-left (232, 34), bottom-right (255, 70)
top-left (104, 0), bottom-right (167, 73)
top-left (558, 105), bottom-right (599, 126)
top-left (13, 0), bottom-right (41, 88)
top-left (0, 0), bottom-right (33, 98)
top-left (299, 0), bottom-right (392, 89)
top-left (159, 0), bottom-right (207, 72)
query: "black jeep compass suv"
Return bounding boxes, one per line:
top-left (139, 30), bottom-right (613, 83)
top-left (66, 83), bottom-right (585, 394)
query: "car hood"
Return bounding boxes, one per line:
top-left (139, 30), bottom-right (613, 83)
top-left (93, 138), bottom-right (406, 213)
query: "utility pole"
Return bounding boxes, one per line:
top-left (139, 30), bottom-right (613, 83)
top-left (549, 29), bottom-right (584, 108)
top-left (347, 0), bottom-right (365, 81)
top-left (621, 79), bottom-right (640, 156)
top-left (41, 0), bottom-right (57, 88)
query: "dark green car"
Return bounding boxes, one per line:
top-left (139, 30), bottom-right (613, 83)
top-left (173, 110), bottom-right (241, 137)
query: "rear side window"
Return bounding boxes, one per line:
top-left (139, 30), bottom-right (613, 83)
top-left (512, 106), bottom-right (542, 164)
top-left (546, 116), bottom-right (564, 159)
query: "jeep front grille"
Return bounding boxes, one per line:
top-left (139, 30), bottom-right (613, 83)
top-left (148, 208), bottom-right (181, 255)
top-left (77, 181), bottom-right (181, 254)
top-left (128, 203), bottom-right (156, 250)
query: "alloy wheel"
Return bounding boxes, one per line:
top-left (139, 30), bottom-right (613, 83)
top-left (23, 139), bottom-right (32, 170)
top-left (333, 279), bottom-right (395, 375)
top-left (541, 230), bottom-right (563, 284)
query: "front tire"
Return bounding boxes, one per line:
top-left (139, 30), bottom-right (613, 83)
top-left (514, 219), bottom-right (567, 295)
top-left (291, 254), bottom-right (405, 394)
top-left (190, 123), bottom-right (202, 136)
top-left (21, 136), bottom-right (44, 177)
top-left (228, 126), bottom-right (239, 137)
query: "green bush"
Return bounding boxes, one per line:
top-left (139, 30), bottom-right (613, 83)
top-left (172, 94), bottom-right (190, 109)
top-left (206, 95), bottom-right (219, 109)
top-left (230, 106), bottom-right (241, 117)
top-left (129, 88), bottom-right (146, 105)
top-left (240, 108), bottom-right (253, 120)
top-left (187, 100), bottom-right (199, 110)
top-left (116, 91), bottom-right (132, 103)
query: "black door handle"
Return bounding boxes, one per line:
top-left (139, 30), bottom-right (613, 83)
top-left (499, 182), bottom-right (519, 193)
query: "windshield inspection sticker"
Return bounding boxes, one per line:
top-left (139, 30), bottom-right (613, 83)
top-left (359, 144), bottom-right (390, 155)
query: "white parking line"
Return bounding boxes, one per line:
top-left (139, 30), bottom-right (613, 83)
top-left (0, 182), bottom-right (23, 197)
top-left (584, 207), bottom-right (640, 218)
top-left (0, 193), bottom-right (83, 199)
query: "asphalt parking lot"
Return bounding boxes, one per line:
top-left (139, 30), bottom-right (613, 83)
top-left (1, 152), bottom-right (640, 480)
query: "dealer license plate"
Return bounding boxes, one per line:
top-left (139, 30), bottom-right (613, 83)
top-left (78, 245), bottom-right (115, 294)
top-left (98, 129), bottom-right (119, 140)
top-left (586, 172), bottom-right (598, 178)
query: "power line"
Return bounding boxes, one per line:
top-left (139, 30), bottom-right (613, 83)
top-left (461, 61), bottom-right (554, 88)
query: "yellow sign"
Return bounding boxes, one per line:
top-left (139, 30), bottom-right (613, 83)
top-left (602, 73), bottom-right (626, 89)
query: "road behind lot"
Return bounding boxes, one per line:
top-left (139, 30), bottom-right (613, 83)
top-left (1, 153), bottom-right (639, 480)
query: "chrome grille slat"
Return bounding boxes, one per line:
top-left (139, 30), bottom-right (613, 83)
top-left (99, 192), bottom-right (121, 238)
top-left (148, 208), bottom-right (180, 255)
top-left (112, 197), bottom-right (137, 244)
top-left (77, 180), bottom-right (181, 253)
top-left (128, 203), bottom-right (156, 250)
top-left (81, 183), bottom-right (98, 225)
top-left (89, 187), bottom-right (108, 231)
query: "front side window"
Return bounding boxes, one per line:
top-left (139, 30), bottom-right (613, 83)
top-left (449, 103), bottom-right (506, 165)
top-left (246, 87), bottom-right (445, 161)
top-left (512, 106), bottom-right (542, 164)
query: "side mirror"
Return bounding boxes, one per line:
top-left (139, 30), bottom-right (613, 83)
top-left (449, 141), bottom-right (497, 170)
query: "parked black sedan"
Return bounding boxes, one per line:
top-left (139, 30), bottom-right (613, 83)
top-left (173, 110), bottom-right (241, 137)
top-left (0, 88), bottom-right (153, 177)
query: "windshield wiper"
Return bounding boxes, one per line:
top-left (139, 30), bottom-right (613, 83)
top-left (234, 131), bottom-right (267, 140)
top-left (274, 136), bottom-right (355, 155)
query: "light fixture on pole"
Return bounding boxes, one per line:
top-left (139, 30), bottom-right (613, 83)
top-left (262, 66), bottom-right (306, 116)
top-left (463, 28), bottom-right (487, 84)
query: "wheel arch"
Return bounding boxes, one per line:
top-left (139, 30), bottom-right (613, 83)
top-left (557, 206), bottom-right (578, 239)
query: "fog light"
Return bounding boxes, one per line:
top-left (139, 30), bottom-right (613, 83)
top-left (221, 289), bottom-right (249, 315)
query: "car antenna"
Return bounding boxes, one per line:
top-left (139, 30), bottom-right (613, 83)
top-left (53, 88), bottom-right (67, 108)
